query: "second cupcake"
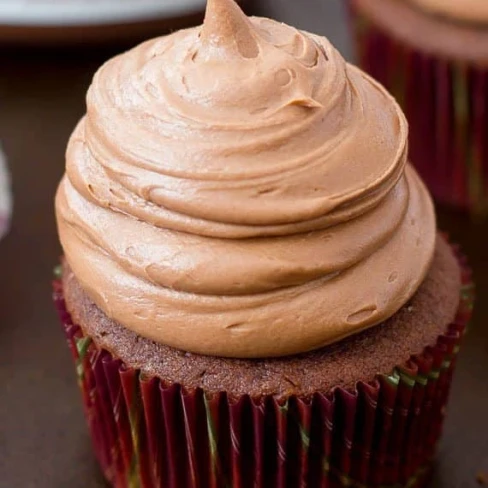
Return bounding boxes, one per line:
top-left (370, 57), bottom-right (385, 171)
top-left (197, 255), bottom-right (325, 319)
top-left (348, 0), bottom-right (488, 214)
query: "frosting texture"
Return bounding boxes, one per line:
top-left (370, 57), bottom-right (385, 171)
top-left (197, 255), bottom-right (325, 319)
top-left (56, 0), bottom-right (436, 358)
top-left (408, 0), bottom-right (488, 24)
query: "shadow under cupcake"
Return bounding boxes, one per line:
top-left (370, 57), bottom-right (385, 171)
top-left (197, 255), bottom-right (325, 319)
top-left (53, 0), bottom-right (475, 486)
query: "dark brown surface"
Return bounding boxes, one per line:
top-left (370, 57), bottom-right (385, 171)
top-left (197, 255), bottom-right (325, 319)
top-left (0, 1), bottom-right (486, 487)
top-left (62, 236), bottom-right (461, 399)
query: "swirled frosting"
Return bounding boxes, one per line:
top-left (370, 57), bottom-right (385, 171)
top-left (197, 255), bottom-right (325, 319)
top-left (56, 0), bottom-right (436, 358)
top-left (408, 0), bottom-right (488, 24)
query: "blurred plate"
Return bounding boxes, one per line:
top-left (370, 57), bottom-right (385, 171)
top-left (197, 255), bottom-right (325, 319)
top-left (0, 1), bottom-right (206, 25)
top-left (0, 0), bottom-right (207, 44)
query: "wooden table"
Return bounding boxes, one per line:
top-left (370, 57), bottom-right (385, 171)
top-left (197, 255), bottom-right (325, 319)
top-left (0, 1), bottom-right (486, 486)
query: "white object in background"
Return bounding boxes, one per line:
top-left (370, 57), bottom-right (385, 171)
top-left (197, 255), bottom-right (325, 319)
top-left (0, 145), bottom-right (12, 240)
top-left (0, 0), bottom-right (206, 26)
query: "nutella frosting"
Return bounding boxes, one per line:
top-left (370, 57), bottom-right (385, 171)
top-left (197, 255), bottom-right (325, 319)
top-left (408, 0), bottom-right (488, 24)
top-left (56, 0), bottom-right (436, 358)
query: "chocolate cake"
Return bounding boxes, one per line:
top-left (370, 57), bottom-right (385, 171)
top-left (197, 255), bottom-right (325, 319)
top-left (53, 1), bottom-right (473, 486)
top-left (62, 235), bottom-right (461, 399)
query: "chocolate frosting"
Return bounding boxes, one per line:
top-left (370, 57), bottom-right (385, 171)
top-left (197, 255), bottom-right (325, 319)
top-left (56, 0), bottom-right (436, 358)
top-left (408, 0), bottom-right (488, 24)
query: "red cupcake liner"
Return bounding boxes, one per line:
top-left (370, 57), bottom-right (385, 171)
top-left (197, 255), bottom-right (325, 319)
top-left (348, 0), bottom-right (488, 214)
top-left (52, 249), bottom-right (474, 488)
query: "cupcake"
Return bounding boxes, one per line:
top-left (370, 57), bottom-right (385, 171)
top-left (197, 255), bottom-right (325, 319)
top-left (54, 0), bottom-right (474, 486)
top-left (348, 0), bottom-right (488, 214)
top-left (0, 144), bottom-right (11, 240)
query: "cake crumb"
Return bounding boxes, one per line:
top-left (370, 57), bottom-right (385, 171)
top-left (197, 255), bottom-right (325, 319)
top-left (477, 472), bottom-right (488, 485)
top-left (284, 375), bottom-right (299, 388)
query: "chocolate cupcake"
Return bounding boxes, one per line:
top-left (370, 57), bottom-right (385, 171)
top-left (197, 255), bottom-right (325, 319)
top-left (348, 0), bottom-right (488, 214)
top-left (54, 0), bottom-right (474, 486)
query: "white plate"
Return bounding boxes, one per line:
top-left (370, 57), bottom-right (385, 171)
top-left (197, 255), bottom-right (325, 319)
top-left (0, 0), bottom-right (206, 26)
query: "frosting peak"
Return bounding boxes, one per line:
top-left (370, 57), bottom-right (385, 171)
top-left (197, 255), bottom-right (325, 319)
top-left (56, 0), bottom-right (436, 358)
top-left (200, 0), bottom-right (259, 58)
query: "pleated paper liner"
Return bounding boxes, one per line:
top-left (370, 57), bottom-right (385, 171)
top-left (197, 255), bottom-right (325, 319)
top-left (348, 0), bottom-right (488, 215)
top-left (52, 250), bottom-right (473, 488)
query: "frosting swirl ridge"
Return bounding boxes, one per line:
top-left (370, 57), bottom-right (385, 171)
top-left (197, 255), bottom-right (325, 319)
top-left (56, 0), bottom-right (436, 358)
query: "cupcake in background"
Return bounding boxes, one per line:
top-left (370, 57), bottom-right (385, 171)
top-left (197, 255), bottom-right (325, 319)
top-left (54, 0), bottom-right (474, 486)
top-left (0, 144), bottom-right (12, 240)
top-left (348, 0), bottom-right (488, 214)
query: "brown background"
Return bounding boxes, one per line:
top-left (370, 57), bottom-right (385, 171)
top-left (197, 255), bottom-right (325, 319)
top-left (0, 1), bottom-right (487, 486)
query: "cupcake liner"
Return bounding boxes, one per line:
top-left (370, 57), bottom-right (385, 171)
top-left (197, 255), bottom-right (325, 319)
top-left (52, 248), bottom-right (474, 488)
top-left (348, 1), bottom-right (488, 213)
